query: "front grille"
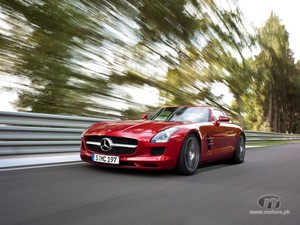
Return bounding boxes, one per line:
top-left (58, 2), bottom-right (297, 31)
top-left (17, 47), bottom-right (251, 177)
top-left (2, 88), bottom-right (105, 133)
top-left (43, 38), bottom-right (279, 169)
top-left (85, 136), bottom-right (138, 155)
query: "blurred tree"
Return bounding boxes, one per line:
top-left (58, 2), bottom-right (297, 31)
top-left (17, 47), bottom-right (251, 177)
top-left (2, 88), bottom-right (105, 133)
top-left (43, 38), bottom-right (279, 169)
top-left (2, 0), bottom-right (107, 116)
top-left (2, 0), bottom-right (299, 133)
top-left (109, 0), bottom-right (206, 106)
top-left (246, 13), bottom-right (300, 132)
top-left (109, 0), bottom-right (253, 123)
top-left (1, 0), bottom-right (139, 118)
top-left (199, 4), bottom-right (254, 125)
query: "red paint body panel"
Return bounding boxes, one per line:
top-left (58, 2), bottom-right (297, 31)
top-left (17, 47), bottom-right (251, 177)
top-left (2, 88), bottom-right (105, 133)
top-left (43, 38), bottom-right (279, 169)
top-left (80, 106), bottom-right (244, 171)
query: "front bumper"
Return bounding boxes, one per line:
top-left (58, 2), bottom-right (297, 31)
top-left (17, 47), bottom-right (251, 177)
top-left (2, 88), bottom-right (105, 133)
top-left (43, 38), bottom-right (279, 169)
top-left (80, 138), bottom-right (182, 170)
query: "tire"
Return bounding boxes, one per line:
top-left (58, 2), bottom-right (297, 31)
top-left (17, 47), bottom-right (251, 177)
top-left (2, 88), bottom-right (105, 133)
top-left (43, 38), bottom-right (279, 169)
top-left (176, 134), bottom-right (200, 175)
top-left (232, 135), bottom-right (246, 164)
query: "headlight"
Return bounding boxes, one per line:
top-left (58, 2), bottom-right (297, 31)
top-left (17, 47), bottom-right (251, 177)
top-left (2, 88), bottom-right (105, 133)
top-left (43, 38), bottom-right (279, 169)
top-left (151, 127), bottom-right (179, 143)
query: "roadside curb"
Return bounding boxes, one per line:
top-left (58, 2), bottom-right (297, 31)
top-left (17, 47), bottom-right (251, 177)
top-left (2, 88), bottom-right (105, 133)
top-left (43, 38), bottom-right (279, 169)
top-left (0, 153), bottom-right (80, 169)
top-left (246, 145), bottom-right (263, 149)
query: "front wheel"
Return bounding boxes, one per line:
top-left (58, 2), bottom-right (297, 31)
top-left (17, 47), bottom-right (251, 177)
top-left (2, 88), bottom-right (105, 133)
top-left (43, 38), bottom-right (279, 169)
top-left (232, 135), bottom-right (246, 164)
top-left (176, 134), bottom-right (200, 175)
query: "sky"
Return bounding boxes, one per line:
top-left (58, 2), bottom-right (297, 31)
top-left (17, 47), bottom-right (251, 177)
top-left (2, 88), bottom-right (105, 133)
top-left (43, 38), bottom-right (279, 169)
top-left (239, 0), bottom-right (300, 60)
top-left (1, 0), bottom-right (299, 111)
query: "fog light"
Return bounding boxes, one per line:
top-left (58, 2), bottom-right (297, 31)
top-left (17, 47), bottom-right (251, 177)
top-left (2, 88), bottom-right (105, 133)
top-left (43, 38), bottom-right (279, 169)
top-left (151, 147), bottom-right (165, 156)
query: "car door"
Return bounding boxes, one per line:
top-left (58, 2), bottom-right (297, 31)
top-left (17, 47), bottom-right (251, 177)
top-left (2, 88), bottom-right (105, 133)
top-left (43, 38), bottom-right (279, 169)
top-left (204, 109), bottom-right (236, 159)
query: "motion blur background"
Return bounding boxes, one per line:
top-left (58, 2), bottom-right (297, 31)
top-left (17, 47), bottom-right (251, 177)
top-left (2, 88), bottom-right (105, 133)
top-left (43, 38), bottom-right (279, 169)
top-left (1, 0), bottom-right (300, 133)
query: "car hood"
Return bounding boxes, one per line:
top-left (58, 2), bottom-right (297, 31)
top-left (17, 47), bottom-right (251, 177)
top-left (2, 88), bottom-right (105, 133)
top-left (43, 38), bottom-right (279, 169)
top-left (85, 120), bottom-right (184, 139)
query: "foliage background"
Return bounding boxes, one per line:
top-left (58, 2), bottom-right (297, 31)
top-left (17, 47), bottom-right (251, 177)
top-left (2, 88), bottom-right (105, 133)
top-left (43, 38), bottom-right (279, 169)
top-left (0, 0), bottom-right (299, 133)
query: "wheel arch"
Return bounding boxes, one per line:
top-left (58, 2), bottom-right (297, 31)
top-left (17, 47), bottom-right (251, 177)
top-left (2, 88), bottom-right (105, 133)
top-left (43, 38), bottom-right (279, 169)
top-left (175, 130), bottom-right (202, 175)
top-left (186, 130), bottom-right (202, 152)
top-left (240, 131), bottom-right (246, 142)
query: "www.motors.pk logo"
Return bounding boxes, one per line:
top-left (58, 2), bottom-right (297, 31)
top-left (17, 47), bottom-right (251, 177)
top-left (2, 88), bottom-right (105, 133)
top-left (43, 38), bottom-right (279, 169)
top-left (249, 194), bottom-right (291, 216)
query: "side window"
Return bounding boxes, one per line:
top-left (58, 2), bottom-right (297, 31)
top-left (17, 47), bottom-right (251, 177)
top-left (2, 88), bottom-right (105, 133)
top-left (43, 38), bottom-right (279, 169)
top-left (212, 109), bottom-right (225, 121)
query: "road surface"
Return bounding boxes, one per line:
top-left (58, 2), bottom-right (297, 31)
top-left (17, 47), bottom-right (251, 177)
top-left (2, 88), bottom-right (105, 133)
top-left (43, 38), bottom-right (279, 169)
top-left (1, 143), bottom-right (300, 225)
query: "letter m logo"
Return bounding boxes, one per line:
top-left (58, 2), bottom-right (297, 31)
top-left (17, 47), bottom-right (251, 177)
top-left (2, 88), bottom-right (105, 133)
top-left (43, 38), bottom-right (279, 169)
top-left (258, 195), bottom-right (281, 210)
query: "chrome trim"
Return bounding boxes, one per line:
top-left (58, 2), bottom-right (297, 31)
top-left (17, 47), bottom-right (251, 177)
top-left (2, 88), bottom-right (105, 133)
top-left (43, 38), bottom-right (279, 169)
top-left (86, 141), bottom-right (137, 148)
top-left (86, 141), bottom-right (100, 146)
top-left (111, 143), bottom-right (137, 148)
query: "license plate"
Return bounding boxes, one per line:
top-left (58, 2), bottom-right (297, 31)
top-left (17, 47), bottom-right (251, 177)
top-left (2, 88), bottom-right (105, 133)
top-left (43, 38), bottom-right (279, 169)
top-left (92, 154), bottom-right (119, 164)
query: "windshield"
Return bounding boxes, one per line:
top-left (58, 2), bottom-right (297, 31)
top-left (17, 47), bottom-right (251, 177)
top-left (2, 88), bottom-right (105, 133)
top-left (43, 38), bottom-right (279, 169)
top-left (148, 107), bottom-right (210, 122)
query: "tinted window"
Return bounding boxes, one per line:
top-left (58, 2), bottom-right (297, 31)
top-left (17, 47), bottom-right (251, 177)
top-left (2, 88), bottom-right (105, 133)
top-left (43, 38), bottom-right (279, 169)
top-left (148, 107), bottom-right (209, 122)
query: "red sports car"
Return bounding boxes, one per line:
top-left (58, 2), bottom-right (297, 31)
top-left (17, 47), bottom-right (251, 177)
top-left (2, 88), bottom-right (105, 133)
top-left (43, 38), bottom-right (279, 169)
top-left (80, 106), bottom-right (246, 175)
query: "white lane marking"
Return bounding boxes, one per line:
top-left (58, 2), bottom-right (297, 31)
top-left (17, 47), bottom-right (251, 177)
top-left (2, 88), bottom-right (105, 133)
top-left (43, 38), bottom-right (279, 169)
top-left (246, 145), bottom-right (262, 148)
top-left (0, 153), bottom-right (80, 168)
top-left (0, 161), bottom-right (83, 172)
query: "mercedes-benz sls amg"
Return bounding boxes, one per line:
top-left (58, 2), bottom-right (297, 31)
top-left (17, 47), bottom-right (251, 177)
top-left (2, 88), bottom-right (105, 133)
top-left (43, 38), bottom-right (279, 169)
top-left (80, 106), bottom-right (246, 175)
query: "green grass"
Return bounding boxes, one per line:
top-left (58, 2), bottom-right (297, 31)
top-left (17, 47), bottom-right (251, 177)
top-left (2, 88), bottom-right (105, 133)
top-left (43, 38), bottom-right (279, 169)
top-left (247, 140), bottom-right (300, 147)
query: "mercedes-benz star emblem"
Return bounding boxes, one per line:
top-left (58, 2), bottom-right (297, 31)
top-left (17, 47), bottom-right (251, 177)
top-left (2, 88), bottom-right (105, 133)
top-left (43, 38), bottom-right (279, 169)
top-left (100, 137), bottom-right (113, 151)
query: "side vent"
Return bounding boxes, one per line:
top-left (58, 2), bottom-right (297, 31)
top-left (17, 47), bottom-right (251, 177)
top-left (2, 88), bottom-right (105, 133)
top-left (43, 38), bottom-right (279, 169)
top-left (207, 136), bottom-right (214, 150)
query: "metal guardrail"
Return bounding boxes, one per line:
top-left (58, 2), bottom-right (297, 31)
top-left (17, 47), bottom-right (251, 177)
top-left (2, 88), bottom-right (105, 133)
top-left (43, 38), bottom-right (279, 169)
top-left (245, 131), bottom-right (300, 142)
top-left (0, 111), bottom-right (300, 155)
top-left (0, 111), bottom-right (110, 155)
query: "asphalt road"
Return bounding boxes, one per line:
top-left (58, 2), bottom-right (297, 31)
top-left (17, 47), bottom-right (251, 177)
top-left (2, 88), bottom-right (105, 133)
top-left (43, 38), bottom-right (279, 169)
top-left (1, 143), bottom-right (300, 225)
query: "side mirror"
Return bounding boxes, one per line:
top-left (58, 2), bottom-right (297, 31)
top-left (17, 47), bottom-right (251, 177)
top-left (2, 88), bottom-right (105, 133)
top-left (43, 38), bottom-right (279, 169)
top-left (213, 115), bottom-right (230, 126)
top-left (218, 115), bottom-right (230, 122)
top-left (141, 114), bottom-right (148, 120)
